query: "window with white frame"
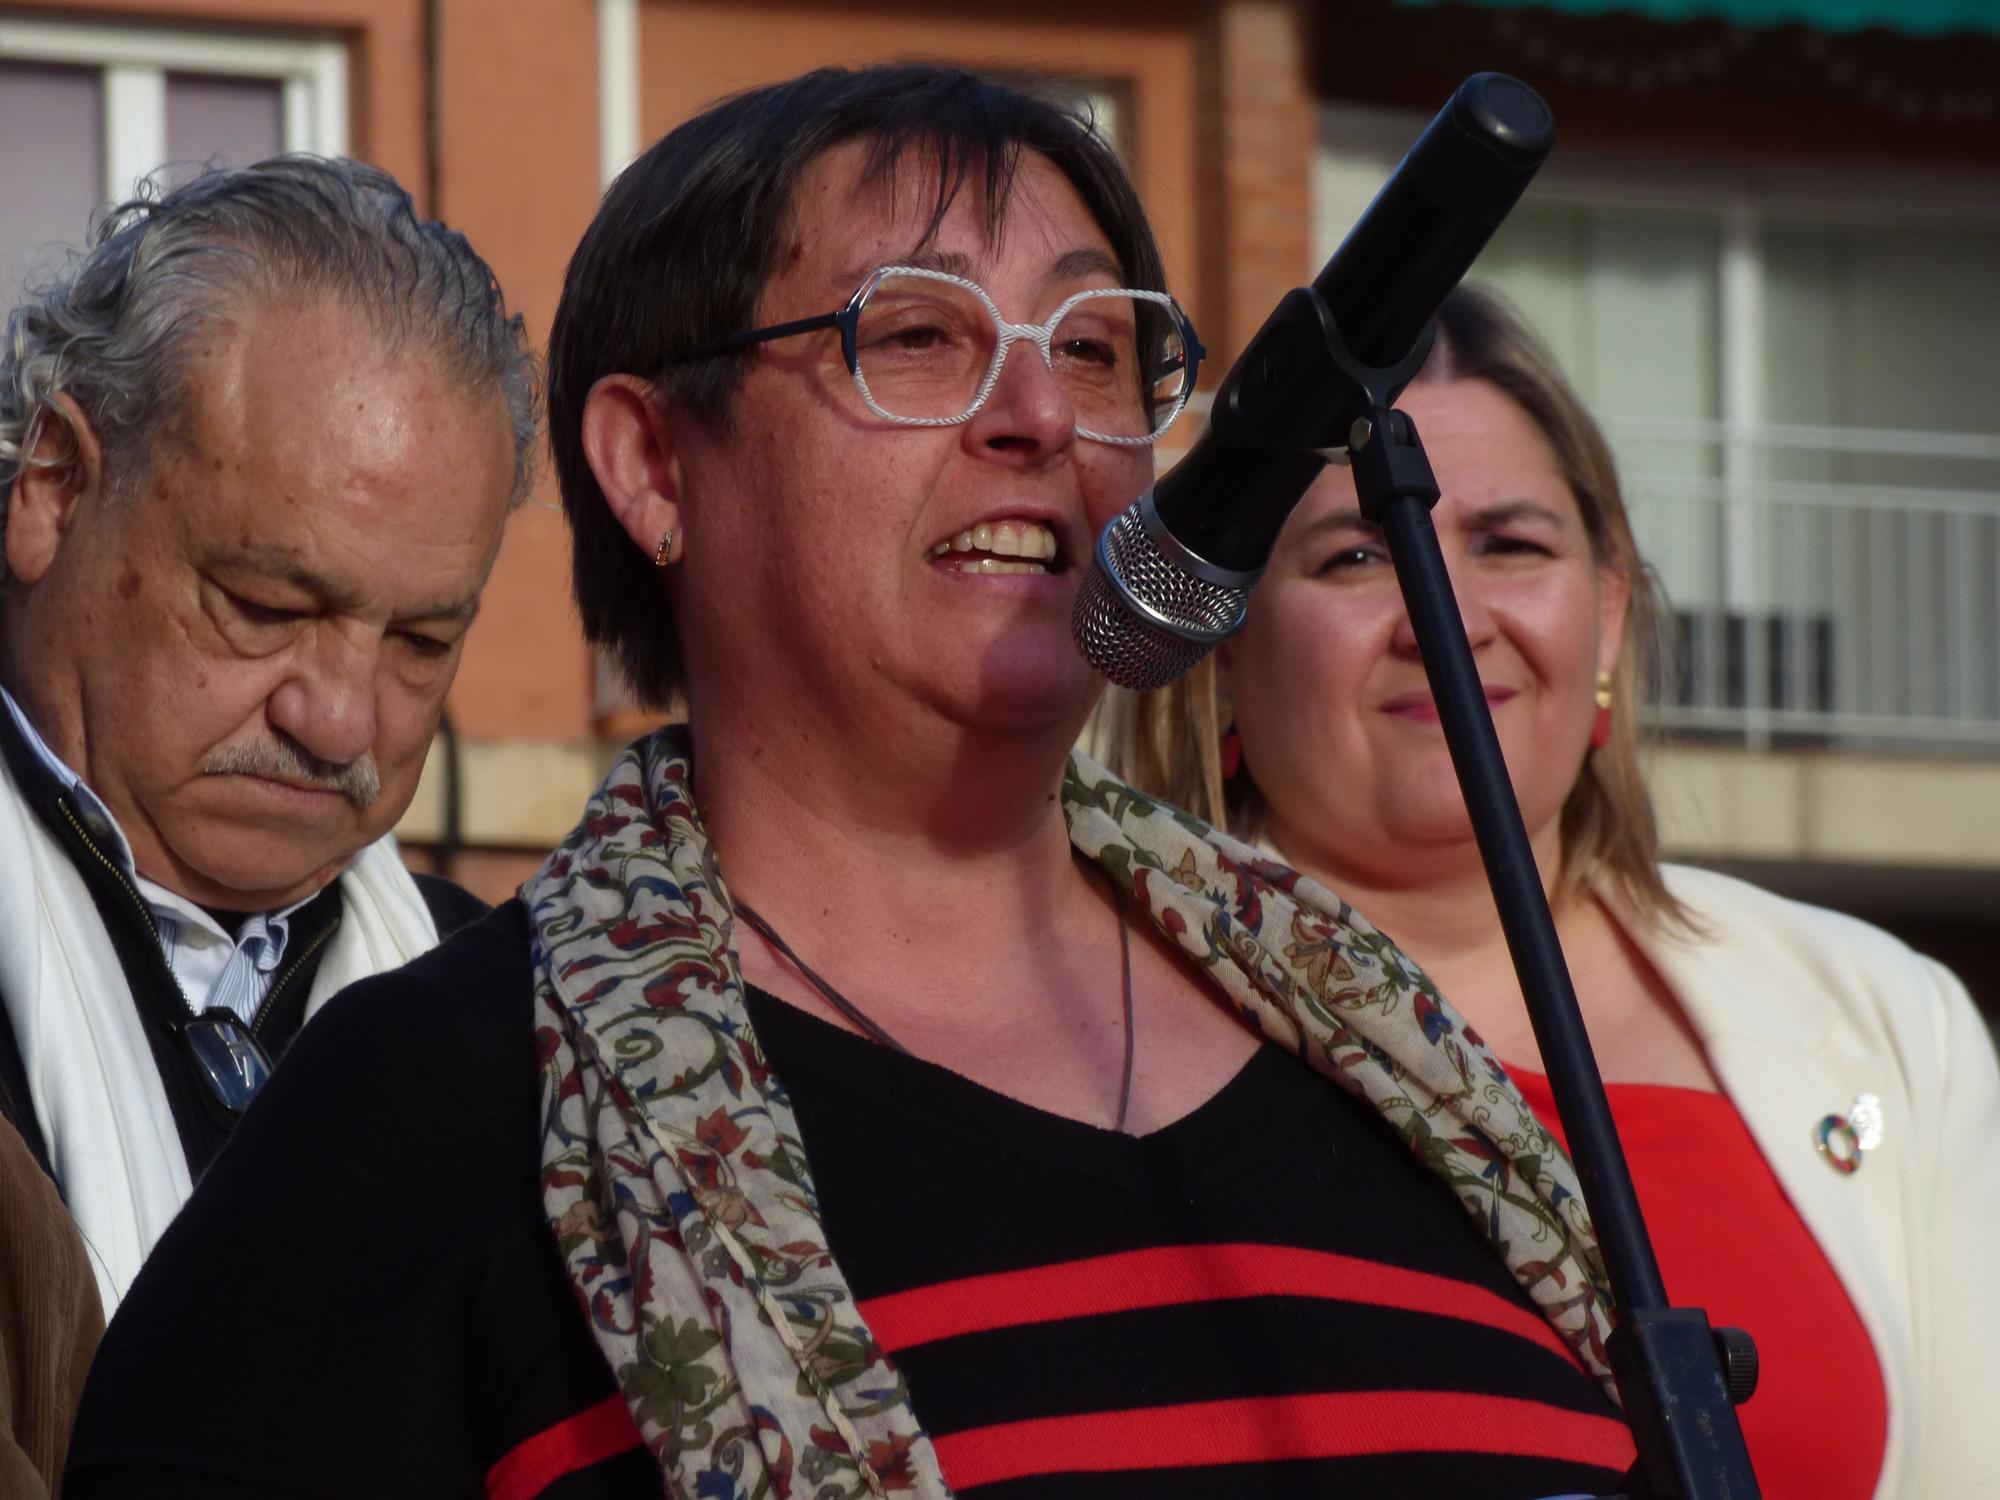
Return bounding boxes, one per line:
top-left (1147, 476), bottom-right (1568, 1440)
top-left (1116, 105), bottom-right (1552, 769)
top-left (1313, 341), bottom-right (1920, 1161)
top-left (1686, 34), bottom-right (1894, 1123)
top-left (1317, 106), bottom-right (2000, 749)
top-left (0, 12), bottom-right (347, 302)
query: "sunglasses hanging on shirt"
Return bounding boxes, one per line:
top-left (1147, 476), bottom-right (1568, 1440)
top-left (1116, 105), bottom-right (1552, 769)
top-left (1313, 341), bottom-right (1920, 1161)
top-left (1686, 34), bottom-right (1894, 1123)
top-left (182, 1009), bottom-right (275, 1114)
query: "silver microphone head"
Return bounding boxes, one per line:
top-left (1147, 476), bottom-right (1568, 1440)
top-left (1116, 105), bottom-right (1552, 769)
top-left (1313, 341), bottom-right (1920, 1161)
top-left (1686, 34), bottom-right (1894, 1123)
top-left (1070, 491), bottom-right (1260, 691)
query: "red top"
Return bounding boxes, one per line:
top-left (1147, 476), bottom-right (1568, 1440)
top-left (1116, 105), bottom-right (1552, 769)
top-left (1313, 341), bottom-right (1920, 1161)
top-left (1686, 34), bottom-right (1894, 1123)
top-left (1510, 1067), bottom-right (1887, 1499)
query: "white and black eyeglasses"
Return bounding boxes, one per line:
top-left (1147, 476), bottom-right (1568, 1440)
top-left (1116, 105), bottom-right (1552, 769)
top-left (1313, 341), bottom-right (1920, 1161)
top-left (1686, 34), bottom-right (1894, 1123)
top-left (674, 265), bottom-right (1204, 445)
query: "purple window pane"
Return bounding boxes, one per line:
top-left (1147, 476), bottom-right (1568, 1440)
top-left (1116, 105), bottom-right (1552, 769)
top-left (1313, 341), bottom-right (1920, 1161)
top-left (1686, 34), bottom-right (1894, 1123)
top-left (164, 72), bottom-right (284, 187)
top-left (0, 61), bottom-right (106, 303)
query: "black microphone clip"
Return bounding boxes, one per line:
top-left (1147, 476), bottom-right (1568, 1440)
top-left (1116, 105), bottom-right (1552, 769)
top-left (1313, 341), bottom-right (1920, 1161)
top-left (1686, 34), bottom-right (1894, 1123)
top-left (1209, 284), bottom-right (1435, 459)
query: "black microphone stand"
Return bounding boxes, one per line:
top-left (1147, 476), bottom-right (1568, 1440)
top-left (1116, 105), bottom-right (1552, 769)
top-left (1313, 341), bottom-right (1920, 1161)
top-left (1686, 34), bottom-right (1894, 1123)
top-left (1286, 300), bottom-right (1764, 1499)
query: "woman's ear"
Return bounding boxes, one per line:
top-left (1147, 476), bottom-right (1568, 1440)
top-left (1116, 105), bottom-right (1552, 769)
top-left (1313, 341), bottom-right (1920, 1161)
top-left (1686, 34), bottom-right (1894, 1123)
top-left (4, 394), bottom-right (101, 587)
top-left (1597, 562), bottom-right (1633, 675)
top-left (580, 374), bottom-right (683, 562)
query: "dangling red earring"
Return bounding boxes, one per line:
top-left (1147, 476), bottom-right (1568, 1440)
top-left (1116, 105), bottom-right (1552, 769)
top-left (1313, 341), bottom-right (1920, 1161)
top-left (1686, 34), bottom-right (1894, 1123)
top-left (1220, 729), bottom-right (1243, 780)
top-left (1591, 669), bottom-right (1613, 750)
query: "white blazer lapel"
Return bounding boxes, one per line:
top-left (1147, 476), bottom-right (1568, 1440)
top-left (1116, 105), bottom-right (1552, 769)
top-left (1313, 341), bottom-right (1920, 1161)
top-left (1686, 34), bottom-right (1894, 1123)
top-left (1637, 868), bottom-right (1919, 1496)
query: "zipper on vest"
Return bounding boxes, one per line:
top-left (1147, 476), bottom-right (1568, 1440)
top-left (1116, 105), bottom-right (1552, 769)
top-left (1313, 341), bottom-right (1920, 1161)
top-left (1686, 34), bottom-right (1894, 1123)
top-left (57, 794), bottom-right (340, 1040)
top-left (56, 797), bottom-right (186, 1005)
top-left (250, 919), bottom-right (338, 1040)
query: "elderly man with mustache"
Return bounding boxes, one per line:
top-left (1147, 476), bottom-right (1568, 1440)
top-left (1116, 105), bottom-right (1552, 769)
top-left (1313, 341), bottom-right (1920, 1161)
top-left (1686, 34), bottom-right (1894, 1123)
top-left (0, 155), bottom-right (534, 1336)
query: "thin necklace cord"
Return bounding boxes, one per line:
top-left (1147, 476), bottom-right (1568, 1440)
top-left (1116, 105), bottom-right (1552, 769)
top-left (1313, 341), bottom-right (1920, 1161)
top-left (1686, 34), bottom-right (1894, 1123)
top-left (733, 900), bottom-right (908, 1053)
top-left (733, 875), bottom-right (1135, 1131)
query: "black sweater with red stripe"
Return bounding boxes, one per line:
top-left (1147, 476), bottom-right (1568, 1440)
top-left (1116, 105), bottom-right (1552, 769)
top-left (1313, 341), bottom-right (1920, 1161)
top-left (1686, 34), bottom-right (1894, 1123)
top-left (752, 988), bottom-right (1633, 1498)
top-left (70, 901), bottom-right (1632, 1499)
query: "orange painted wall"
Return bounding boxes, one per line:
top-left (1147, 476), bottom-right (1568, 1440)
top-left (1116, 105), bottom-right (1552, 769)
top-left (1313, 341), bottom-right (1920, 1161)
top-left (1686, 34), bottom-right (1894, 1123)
top-left (27, 0), bottom-right (605, 746)
top-left (24, 0), bottom-right (1223, 760)
top-left (89, 0), bottom-right (1208, 750)
top-left (429, 0), bottom-right (603, 743)
top-left (636, 0), bottom-right (1207, 336)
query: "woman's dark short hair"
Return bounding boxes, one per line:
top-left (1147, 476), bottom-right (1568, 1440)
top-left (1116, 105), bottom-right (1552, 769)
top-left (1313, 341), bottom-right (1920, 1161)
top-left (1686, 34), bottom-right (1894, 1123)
top-left (547, 63), bottom-right (1168, 710)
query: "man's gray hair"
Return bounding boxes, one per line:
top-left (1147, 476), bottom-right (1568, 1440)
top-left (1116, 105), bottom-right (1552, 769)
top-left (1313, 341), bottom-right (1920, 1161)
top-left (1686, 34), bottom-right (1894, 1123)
top-left (0, 155), bottom-right (538, 584)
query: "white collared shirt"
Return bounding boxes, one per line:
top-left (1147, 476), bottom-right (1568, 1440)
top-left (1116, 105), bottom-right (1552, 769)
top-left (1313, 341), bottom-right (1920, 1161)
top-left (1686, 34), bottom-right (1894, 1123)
top-left (1, 687), bottom-right (311, 1025)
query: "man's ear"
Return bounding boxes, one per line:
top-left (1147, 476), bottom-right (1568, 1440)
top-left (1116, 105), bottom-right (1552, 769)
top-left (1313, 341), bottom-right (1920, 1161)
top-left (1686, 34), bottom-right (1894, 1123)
top-left (4, 394), bottom-right (101, 587)
top-left (580, 375), bottom-right (684, 562)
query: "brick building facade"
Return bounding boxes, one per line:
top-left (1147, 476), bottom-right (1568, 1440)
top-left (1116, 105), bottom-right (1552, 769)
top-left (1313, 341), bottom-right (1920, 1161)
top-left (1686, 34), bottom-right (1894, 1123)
top-left (6, 0), bottom-right (1998, 1007)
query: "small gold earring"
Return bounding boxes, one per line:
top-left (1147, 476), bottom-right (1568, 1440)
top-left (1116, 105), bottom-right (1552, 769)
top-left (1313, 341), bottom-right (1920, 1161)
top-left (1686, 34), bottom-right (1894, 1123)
top-left (1591, 668), bottom-right (1614, 751)
top-left (653, 529), bottom-right (674, 568)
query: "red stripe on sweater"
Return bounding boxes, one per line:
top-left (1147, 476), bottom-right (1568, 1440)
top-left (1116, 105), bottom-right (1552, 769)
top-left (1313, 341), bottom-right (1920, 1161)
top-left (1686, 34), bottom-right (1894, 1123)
top-left (857, 1243), bottom-right (1573, 1362)
top-left (486, 1394), bottom-right (645, 1500)
top-left (933, 1389), bottom-right (1636, 1488)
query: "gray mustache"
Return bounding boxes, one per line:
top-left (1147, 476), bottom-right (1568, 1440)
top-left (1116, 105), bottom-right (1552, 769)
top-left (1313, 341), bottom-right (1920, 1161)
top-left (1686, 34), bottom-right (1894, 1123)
top-left (202, 738), bottom-right (382, 810)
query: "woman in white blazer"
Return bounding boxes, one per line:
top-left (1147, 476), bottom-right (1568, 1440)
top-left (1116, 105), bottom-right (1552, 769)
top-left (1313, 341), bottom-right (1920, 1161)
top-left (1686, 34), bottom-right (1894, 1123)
top-left (1111, 283), bottom-right (2000, 1499)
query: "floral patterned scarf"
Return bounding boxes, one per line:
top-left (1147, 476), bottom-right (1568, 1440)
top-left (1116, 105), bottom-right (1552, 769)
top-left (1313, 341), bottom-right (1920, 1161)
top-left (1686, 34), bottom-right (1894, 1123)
top-left (522, 727), bottom-right (1614, 1498)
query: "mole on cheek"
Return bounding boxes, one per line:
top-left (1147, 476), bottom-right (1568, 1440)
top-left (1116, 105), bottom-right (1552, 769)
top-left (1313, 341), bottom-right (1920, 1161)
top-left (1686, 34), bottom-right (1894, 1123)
top-left (114, 568), bottom-right (141, 601)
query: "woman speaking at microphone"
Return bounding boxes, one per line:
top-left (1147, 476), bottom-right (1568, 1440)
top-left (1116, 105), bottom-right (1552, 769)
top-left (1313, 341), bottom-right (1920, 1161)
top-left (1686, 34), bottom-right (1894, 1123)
top-left (75, 68), bottom-right (1640, 1500)
top-left (1108, 282), bottom-right (2000, 1500)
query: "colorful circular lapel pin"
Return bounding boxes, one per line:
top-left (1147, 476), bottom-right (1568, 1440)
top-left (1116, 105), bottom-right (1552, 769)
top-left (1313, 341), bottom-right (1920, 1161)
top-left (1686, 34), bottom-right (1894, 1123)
top-left (1814, 1093), bottom-right (1883, 1175)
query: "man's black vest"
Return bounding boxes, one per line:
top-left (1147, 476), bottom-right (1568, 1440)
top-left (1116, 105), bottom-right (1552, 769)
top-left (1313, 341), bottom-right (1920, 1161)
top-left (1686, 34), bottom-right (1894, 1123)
top-left (0, 706), bottom-right (485, 1191)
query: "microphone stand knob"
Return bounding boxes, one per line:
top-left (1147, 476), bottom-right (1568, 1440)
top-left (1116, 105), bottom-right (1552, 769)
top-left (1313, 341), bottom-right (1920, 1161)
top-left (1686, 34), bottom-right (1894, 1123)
top-left (1715, 1326), bottom-right (1760, 1406)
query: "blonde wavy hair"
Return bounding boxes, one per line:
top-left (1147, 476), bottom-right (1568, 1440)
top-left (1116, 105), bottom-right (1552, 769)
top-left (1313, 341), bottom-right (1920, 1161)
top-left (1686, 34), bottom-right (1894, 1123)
top-left (1100, 282), bottom-right (1688, 930)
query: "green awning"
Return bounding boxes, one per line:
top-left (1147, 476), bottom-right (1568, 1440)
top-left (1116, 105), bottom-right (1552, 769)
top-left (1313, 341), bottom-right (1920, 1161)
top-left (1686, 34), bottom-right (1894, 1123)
top-left (1395, 0), bottom-right (2000, 38)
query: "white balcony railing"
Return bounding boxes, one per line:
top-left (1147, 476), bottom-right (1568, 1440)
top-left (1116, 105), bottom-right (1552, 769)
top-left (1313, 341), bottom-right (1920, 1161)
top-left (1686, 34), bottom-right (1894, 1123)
top-left (1166, 402), bottom-right (2000, 754)
top-left (1613, 418), bottom-right (2000, 752)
